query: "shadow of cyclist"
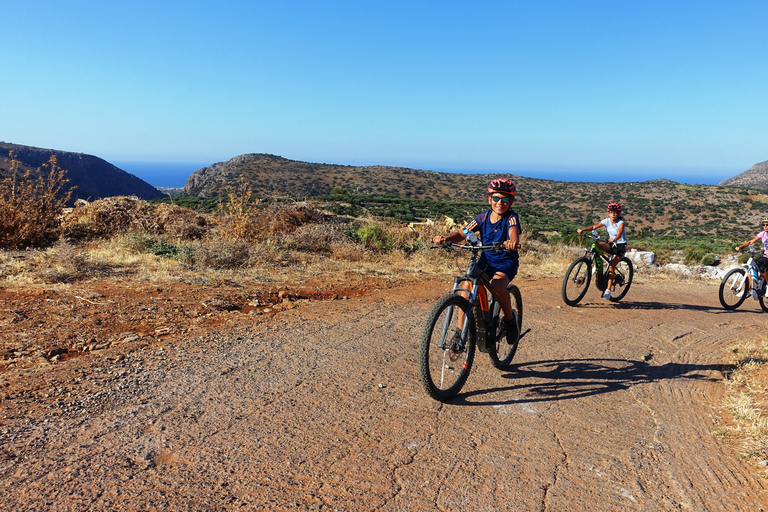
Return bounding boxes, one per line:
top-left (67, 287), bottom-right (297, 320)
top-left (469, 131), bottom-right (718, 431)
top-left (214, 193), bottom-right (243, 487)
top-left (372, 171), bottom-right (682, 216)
top-left (455, 357), bottom-right (734, 406)
top-left (570, 300), bottom-right (744, 314)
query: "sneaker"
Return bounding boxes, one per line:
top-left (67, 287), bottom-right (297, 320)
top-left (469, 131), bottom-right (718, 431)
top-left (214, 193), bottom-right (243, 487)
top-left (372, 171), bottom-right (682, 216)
top-left (504, 315), bottom-right (519, 346)
top-left (603, 290), bottom-right (611, 300)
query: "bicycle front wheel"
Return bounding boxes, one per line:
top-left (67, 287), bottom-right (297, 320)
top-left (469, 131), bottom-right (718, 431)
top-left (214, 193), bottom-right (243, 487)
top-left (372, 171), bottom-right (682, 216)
top-left (418, 294), bottom-right (476, 402)
top-left (719, 268), bottom-right (748, 310)
top-left (489, 283), bottom-right (523, 369)
top-left (562, 257), bottom-right (592, 306)
top-left (609, 257), bottom-right (634, 302)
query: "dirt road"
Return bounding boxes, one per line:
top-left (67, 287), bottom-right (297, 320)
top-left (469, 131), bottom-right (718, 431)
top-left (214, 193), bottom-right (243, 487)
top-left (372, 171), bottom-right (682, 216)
top-left (1, 276), bottom-right (767, 511)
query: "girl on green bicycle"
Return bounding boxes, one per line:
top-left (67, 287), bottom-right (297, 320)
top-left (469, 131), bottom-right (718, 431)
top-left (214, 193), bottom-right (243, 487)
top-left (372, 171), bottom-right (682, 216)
top-left (577, 202), bottom-right (626, 300)
top-left (431, 178), bottom-right (521, 344)
top-left (735, 216), bottom-right (768, 296)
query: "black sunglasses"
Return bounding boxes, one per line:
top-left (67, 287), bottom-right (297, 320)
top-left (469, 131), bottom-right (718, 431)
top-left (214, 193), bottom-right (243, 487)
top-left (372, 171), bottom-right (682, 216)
top-left (763, 223), bottom-right (768, 226)
top-left (491, 196), bottom-right (511, 204)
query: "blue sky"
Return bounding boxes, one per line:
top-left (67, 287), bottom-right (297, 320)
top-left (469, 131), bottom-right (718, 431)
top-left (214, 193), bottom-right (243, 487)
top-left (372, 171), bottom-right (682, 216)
top-left (2, 1), bottom-right (767, 184)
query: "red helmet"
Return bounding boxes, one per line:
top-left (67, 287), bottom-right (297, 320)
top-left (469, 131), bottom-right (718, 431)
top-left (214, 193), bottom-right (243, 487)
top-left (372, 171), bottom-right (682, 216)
top-left (488, 178), bottom-right (516, 196)
top-left (607, 202), bottom-right (621, 212)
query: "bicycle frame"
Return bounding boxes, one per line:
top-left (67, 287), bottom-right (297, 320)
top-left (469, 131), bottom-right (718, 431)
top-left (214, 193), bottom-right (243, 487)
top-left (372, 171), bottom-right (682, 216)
top-left (438, 245), bottom-right (498, 353)
top-left (580, 231), bottom-right (615, 272)
top-left (727, 247), bottom-right (765, 297)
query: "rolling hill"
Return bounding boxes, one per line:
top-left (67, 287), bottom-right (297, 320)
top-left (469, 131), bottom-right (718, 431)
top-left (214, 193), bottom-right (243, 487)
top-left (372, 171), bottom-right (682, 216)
top-left (183, 153), bottom-right (768, 241)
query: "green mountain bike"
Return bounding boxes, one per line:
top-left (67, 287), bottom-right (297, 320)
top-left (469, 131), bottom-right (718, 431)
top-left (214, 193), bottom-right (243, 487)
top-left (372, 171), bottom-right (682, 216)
top-left (561, 230), bottom-right (634, 306)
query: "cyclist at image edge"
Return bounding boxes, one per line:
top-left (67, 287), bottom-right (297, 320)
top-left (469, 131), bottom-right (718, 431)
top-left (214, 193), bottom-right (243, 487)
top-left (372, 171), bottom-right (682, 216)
top-left (431, 178), bottom-right (521, 343)
top-left (734, 217), bottom-right (768, 296)
top-left (577, 202), bottom-right (627, 300)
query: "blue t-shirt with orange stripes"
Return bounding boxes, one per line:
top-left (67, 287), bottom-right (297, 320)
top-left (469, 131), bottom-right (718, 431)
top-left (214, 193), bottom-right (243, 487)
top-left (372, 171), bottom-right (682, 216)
top-left (464, 209), bottom-right (521, 266)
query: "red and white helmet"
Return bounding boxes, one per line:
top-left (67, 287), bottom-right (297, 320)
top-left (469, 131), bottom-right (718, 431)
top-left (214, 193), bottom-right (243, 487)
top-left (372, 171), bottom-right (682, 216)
top-left (488, 178), bottom-right (516, 196)
top-left (607, 202), bottom-right (621, 212)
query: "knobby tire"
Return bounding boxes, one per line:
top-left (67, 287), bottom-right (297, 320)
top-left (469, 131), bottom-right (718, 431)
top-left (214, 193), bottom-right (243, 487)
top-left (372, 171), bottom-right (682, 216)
top-left (489, 283), bottom-right (523, 369)
top-left (609, 257), bottom-right (634, 302)
top-left (562, 257), bottom-right (592, 306)
top-left (719, 268), bottom-right (748, 310)
top-left (418, 294), bottom-right (476, 402)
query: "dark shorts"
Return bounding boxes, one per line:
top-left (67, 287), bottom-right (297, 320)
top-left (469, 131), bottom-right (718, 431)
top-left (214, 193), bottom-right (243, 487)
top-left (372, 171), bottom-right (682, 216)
top-left (610, 243), bottom-right (627, 256)
top-left (477, 254), bottom-right (518, 280)
top-left (756, 257), bottom-right (768, 273)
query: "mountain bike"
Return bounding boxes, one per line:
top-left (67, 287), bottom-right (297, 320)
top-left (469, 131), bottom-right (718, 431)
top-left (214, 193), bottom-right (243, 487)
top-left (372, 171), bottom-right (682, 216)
top-left (561, 230), bottom-right (634, 306)
top-left (718, 245), bottom-right (768, 312)
top-left (418, 241), bottom-right (523, 402)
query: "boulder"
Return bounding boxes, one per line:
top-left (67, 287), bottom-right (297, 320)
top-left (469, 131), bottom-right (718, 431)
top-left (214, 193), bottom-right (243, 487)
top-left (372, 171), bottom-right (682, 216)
top-left (664, 263), bottom-right (692, 276)
top-left (626, 249), bottom-right (655, 267)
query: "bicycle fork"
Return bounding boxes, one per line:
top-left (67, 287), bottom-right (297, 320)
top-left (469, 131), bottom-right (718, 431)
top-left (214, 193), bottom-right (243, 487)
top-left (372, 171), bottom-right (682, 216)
top-left (438, 277), bottom-right (483, 351)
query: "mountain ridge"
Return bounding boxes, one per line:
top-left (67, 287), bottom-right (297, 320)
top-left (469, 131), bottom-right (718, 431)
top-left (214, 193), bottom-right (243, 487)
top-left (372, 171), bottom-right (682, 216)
top-left (719, 160), bottom-right (768, 189)
top-left (0, 142), bottom-right (164, 202)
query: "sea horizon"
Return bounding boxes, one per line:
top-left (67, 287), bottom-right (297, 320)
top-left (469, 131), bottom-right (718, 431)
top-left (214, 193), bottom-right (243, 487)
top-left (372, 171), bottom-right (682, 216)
top-left (115, 160), bottom-right (732, 190)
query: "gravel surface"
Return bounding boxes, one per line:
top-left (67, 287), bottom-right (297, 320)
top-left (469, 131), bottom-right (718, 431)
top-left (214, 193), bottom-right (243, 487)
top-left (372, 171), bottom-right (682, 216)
top-left (1, 276), bottom-right (767, 511)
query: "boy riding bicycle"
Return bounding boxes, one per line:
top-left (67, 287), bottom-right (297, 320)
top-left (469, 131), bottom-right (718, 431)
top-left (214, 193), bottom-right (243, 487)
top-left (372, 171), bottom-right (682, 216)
top-left (577, 202), bottom-right (627, 300)
top-left (431, 178), bottom-right (521, 344)
top-left (735, 216), bottom-right (768, 298)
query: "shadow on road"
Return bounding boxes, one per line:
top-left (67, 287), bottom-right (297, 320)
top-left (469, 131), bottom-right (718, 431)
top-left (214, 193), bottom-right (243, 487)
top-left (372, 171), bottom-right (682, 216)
top-left (456, 357), bottom-right (735, 405)
top-left (572, 300), bottom-right (727, 313)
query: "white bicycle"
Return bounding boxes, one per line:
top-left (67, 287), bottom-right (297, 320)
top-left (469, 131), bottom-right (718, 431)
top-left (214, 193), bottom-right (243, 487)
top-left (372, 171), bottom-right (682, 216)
top-left (718, 245), bottom-right (768, 312)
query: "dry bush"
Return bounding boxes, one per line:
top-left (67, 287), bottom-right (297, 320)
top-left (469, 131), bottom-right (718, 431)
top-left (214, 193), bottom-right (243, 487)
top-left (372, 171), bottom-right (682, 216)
top-left (281, 223), bottom-right (352, 254)
top-left (218, 179), bottom-right (261, 241)
top-left (723, 338), bottom-right (768, 472)
top-left (62, 197), bottom-right (209, 240)
top-left (33, 239), bottom-right (92, 283)
top-left (0, 154), bottom-right (74, 248)
top-left (385, 223), bottom-right (419, 251)
top-left (193, 238), bottom-right (280, 269)
top-left (262, 202), bottom-right (326, 236)
top-left (218, 200), bottom-right (325, 242)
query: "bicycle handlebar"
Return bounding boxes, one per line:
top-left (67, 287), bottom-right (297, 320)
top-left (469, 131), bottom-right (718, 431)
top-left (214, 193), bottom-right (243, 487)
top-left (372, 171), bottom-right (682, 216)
top-left (432, 241), bottom-right (514, 252)
top-left (739, 245), bottom-right (763, 256)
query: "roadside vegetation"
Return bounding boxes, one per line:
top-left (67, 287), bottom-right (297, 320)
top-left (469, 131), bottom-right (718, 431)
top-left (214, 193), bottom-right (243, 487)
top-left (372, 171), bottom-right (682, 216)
top-left (722, 338), bottom-right (768, 474)
top-left (2, 160), bottom-right (768, 476)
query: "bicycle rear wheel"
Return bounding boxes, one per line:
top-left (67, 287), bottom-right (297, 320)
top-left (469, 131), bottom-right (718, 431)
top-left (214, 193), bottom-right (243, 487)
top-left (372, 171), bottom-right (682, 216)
top-left (418, 294), bottom-right (476, 401)
top-left (489, 283), bottom-right (523, 369)
top-left (562, 257), bottom-right (592, 306)
top-left (719, 268), bottom-right (748, 310)
top-left (609, 257), bottom-right (634, 302)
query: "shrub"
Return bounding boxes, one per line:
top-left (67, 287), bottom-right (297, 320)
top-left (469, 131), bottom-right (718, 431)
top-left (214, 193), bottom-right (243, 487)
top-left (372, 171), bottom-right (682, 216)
top-left (0, 154), bottom-right (74, 248)
top-left (218, 177), bottom-right (261, 241)
top-left (700, 253), bottom-right (719, 266)
top-left (281, 223), bottom-right (350, 254)
top-left (683, 246), bottom-right (708, 264)
top-left (357, 223), bottom-right (392, 251)
top-left (62, 197), bottom-right (208, 240)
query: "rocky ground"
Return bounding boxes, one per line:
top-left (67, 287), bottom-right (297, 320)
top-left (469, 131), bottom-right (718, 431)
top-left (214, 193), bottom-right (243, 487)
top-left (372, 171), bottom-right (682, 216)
top-left (1, 273), bottom-right (767, 511)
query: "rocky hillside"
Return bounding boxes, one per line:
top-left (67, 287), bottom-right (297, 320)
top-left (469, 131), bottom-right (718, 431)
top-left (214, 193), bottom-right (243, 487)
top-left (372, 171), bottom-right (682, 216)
top-left (719, 160), bottom-right (768, 189)
top-left (0, 142), bottom-right (163, 202)
top-left (183, 153), bottom-right (768, 240)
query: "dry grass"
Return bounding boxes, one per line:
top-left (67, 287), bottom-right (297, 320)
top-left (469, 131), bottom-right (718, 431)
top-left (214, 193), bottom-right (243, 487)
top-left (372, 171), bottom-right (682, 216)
top-left (3, 197), bottom-right (716, 287)
top-left (722, 339), bottom-right (768, 472)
